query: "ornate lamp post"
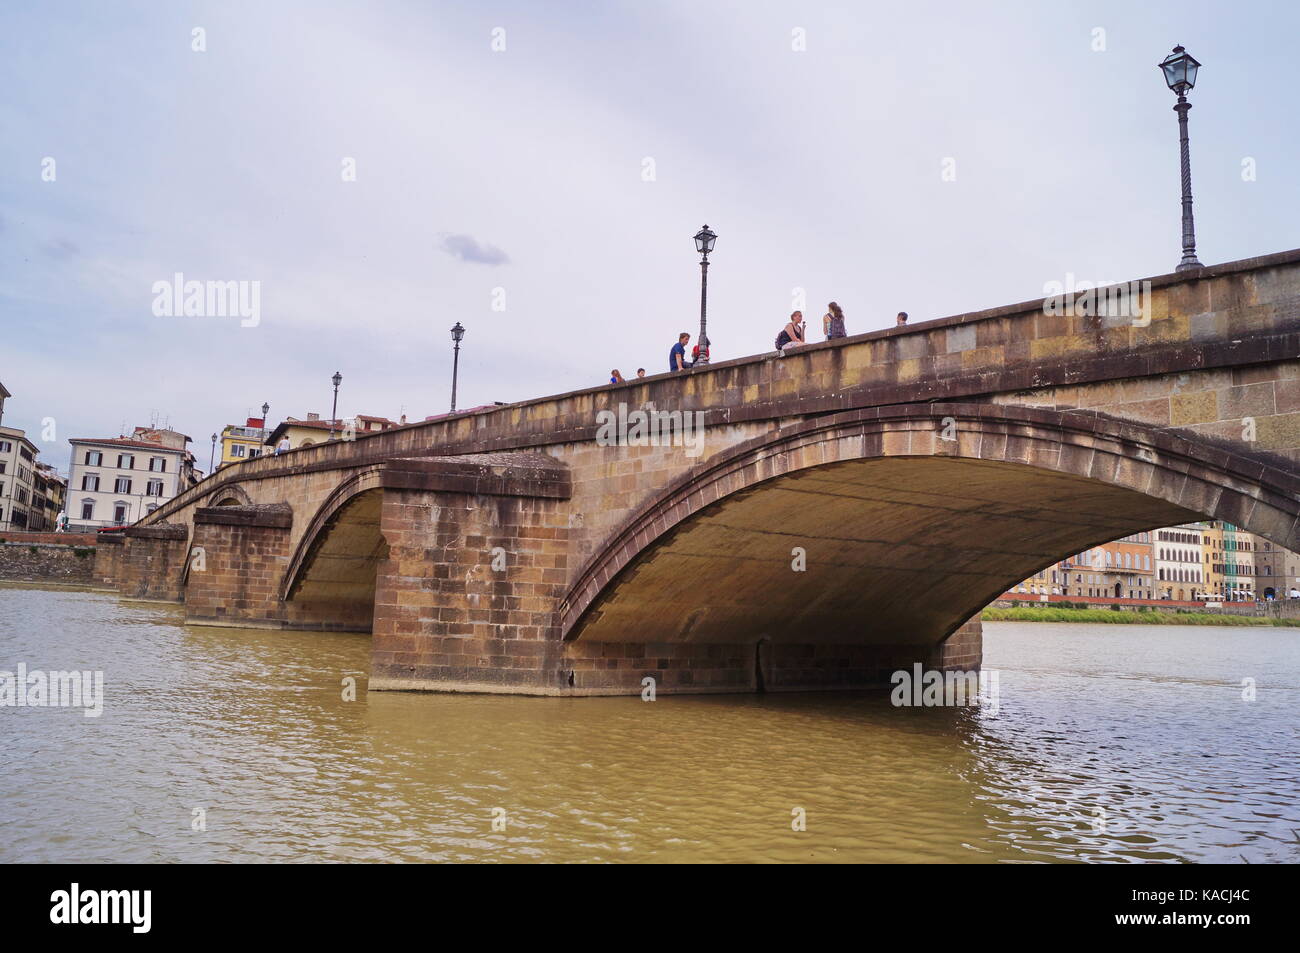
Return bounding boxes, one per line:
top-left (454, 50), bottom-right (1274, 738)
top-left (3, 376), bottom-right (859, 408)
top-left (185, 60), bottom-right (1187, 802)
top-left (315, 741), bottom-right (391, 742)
top-left (209, 432), bottom-right (217, 474)
top-left (1159, 45), bottom-right (1203, 272)
top-left (329, 371), bottom-right (342, 439)
top-left (450, 322), bottom-right (465, 412)
top-left (693, 224), bottom-right (717, 366)
top-left (260, 402), bottom-right (269, 453)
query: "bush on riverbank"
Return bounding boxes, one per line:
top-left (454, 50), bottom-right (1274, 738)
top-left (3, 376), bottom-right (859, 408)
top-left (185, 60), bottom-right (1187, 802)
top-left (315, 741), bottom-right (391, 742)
top-left (982, 606), bottom-right (1296, 627)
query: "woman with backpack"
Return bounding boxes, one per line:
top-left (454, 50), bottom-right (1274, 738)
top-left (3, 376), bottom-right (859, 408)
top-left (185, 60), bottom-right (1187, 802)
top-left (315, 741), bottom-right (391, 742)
top-left (823, 301), bottom-right (847, 340)
top-left (775, 311), bottom-right (806, 354)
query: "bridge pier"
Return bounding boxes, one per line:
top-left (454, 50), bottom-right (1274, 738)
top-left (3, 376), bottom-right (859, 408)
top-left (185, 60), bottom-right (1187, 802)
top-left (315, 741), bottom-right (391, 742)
top-left (117, 524), bottom-right (189, 602)
top-left (92, 532), bottom-right (125, 589)
top-left (185, 504), bottom-right (294, 628)
top-left (369, 460), bottom-right (575, 693)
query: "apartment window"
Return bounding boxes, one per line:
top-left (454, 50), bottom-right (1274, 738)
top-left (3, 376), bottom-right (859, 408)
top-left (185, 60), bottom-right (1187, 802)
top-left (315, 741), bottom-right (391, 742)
top-left (81, 500), bottom-right (95, 520)
top-left (146, 479), bottom-right (163, 496)
top-left (0, 462), bottom-right (5, 473)
top-left (232, 445), bottom-right (246, 458)
top-left (114, 477), bottom-right (132, 494)
top-left (113, 503), bottom-right (128, 523)
top-left (118, 454), bottom-right (134, 469)
top-left (0, 441), bottom-right (10, 453)
top-left (86, 450), bottom-right (102, 465)
top-left (82, 474), bottom-right (100, 491)
top-left (149, 457), bottom-right (167, 472)
top-left (146, 504), bottom-right (158, 514)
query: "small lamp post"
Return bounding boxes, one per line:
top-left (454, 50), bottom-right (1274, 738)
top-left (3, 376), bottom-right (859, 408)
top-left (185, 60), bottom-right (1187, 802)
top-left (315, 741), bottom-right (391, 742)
top-left (693, 225), bottom-right (717, 366)
top-left (329, 371), bottom-right (342, 439)
top-left (260, 402), bottom-right (269, 454)
top-left (450, 322), bottom-right (465, 412)
top-left (209, 432), bottom-right (217, 474)
top-left (1159, 45), bottom-right (1203, 272)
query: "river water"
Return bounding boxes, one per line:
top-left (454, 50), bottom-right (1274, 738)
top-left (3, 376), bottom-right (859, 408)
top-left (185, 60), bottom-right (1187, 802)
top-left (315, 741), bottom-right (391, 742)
top-left (2, 585), bottom-right (1297, 863)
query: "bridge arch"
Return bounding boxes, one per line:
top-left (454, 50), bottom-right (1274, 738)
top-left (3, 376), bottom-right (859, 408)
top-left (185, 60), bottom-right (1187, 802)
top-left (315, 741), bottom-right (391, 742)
top-left (205, 483), bottom-right (253, 507)
top-left (280, 466), bottom-right (389, 631)
top-left (560, 403), bottom-right (1300, 649)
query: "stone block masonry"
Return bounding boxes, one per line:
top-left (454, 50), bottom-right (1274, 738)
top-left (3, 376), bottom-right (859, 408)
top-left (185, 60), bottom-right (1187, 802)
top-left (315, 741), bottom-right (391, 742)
top-left (185, 504), bottom-right (296, 628)
top-left (117, 524), bottom-right (190, 602)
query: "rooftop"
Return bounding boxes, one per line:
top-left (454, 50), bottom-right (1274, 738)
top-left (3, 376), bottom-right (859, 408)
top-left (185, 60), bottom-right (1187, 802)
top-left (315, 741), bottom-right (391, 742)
top-left (68, 436), bottom-right (189, 452)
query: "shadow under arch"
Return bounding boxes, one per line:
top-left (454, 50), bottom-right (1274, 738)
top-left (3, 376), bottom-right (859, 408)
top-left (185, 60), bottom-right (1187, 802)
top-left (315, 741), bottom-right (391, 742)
top-left (560, 403), bottom-right (1300, 649)
top-left (281, 466), bottom-right (389, 631)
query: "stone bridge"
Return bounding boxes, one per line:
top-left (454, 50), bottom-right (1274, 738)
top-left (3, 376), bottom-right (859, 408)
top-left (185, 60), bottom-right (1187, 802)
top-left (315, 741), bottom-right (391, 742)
top-left (99, 248), bottom-right (1300, 695)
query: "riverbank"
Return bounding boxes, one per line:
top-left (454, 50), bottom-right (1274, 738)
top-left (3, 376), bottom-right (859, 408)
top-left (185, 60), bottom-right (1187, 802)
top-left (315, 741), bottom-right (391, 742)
top-left (983, 606), bottom-right (1299, 627)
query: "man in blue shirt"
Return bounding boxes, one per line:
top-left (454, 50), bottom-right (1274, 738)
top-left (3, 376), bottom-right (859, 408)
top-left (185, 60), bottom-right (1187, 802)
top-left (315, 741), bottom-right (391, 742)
top-left (669, 332), bottom-right (691, 372)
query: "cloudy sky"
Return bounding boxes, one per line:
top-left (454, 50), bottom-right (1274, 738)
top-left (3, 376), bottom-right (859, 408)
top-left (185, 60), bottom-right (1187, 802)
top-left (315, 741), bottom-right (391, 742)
top-left (2, 0), bottom-right (1297, 472)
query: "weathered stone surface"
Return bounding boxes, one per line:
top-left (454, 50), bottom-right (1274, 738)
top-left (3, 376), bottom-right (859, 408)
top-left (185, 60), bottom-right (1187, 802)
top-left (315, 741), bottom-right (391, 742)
top-left (0, 539), bottom-right (97, 584)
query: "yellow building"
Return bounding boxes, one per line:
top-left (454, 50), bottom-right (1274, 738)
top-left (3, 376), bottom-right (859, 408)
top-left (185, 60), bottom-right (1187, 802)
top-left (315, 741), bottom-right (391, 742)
top-left (1201, 521), bottom-right (1225, 600)
top-left (219, 417), bottom-right (269, 469)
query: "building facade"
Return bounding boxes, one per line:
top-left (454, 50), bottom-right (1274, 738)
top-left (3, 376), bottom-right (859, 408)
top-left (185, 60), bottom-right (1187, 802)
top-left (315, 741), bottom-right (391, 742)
top-left (264, 413), bottom-right (401, 452)
top-left (1222, 524), bottom-right (1255, 601)
top-left (67, 427), bottom-right (198, 530)
top-left (34, 461), bottom-right (67, 530)
top-left (1014, 532), bottom-right (1154, 599)
top-left (1247, 532), bottom-right (1299, 601)
top-left (1154, 523), bottom-right (1205, 601)
top-left (0, 426), bottom-right (40, 531)
top-left (219, 417), bottom-right (268, 469)
top-left (1200, 521), bottom-right (1225, 600)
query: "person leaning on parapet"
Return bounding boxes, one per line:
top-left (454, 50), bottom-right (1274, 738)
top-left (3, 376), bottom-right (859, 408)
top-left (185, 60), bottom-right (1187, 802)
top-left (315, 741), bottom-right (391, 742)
top-left (896, 311), bottom-right (909, 327)
top-left (636, 368), bottom-right (646, 378)
top-left (610, 369), bottom-right (625, 384)
top-left (669, 332), bottom-right (692, 372)
top-left (275, 435), bottom-right (291, 455)
top-left (823, 301), bottom-right (847, 340)
top-left (775, 311), bottom-right (806, 355)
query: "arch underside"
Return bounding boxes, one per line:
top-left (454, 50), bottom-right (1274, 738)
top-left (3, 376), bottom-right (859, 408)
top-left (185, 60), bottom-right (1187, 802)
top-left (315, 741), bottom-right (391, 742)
top-left (571, 455), bottom-right (1199, 646)
top-left (565, 405), bottom-right (1300, 649)
top-left (285, 488), bottom-right (387, 631)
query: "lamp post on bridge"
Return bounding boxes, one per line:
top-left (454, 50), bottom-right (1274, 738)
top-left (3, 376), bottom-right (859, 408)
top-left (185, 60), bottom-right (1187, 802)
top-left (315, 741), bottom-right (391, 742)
top-left (693, 224), bottom-right (716, 366)
top-left (450, 322), bottom-right (465, 412)
top-left (209, 433), bottom-right (217, 475)
top-left (329, 371), bottom-right (342, 439)
top-left (1159, 45), bottom-right (1204, 272)
top-left (260, 402), bottom-right (269, 455)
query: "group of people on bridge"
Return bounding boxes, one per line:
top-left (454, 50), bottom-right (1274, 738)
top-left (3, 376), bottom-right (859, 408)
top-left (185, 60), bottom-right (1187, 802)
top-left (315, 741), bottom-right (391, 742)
top-left (607, 304), bottom-right (913, 383)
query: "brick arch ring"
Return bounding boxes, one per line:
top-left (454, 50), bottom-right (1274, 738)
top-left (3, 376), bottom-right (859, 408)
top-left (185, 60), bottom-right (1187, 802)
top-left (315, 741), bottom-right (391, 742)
top-left (558, 402), bottom-right (1300, 640)
top-left (204, 483), bottom-right (253, 507)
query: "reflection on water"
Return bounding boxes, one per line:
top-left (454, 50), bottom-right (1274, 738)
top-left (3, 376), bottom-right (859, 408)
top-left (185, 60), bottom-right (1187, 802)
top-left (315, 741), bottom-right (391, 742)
top-left (2, 585), bottom-right (1297, 862)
